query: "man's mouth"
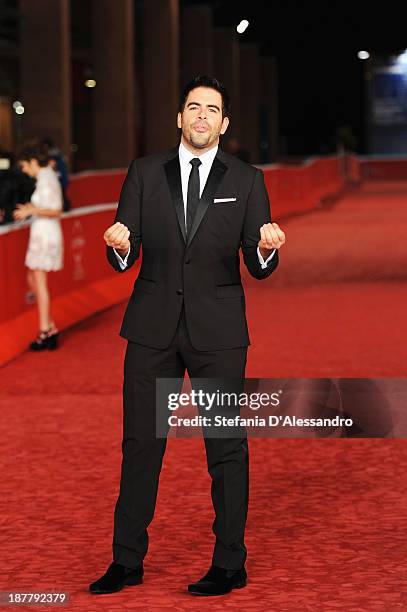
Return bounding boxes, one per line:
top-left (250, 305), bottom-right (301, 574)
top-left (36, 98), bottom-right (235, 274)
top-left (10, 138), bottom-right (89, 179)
top-left (193, 124), bottom-right (209, 133)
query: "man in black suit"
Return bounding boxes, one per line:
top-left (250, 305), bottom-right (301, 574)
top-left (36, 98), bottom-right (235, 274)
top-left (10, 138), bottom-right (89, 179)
top-left (90, 76), bottom-right (285, 597)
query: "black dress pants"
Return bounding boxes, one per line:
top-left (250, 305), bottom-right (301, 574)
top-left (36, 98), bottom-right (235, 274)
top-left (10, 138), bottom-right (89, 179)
top-left (112, 305), bottom-right (248, 570)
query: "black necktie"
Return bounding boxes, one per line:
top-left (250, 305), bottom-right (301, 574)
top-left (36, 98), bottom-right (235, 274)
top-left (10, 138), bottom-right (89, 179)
top-left (186, 157), bottom-right (202, 235)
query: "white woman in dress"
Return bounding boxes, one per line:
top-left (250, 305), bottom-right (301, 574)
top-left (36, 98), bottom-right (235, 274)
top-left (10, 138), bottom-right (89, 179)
top-left (13, 142), bottom-right (64, 351)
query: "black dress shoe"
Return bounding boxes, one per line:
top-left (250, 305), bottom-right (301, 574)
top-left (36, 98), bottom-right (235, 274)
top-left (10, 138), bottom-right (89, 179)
top-left (188, 565), bottom-right (247, 596)
top-left (89, 561), bottom-right (143, 594)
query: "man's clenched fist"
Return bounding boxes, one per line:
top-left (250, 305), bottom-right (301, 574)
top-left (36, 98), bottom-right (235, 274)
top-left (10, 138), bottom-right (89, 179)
top-left (103, 222), bottom-right (130, 255)
top-left (258, 222), bottom-right (285, 259)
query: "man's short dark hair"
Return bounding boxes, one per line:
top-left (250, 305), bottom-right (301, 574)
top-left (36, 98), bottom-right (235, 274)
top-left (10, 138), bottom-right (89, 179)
top-left (179, 75), bottom-right (231, 119)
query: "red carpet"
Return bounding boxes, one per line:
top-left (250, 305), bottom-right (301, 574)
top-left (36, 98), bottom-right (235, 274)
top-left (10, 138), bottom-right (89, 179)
top-left (1, 181), bottom-right (407, 610)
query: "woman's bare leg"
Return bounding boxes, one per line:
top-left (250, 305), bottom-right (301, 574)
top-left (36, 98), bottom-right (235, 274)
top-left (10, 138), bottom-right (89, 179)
top-left (32, 269), bottom-right (51, 331)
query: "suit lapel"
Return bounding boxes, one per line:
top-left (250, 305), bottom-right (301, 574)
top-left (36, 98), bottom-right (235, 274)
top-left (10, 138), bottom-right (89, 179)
top-left (163, 146), bottom-right (229, 247)
top-left (187, 153), bottom-right (228, 246)
top-left (164, 150), bottom-right (187, 243)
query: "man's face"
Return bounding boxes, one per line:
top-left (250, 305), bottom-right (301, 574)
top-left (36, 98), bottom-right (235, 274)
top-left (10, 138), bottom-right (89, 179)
top-left (177, 87), bottom-right (229, 152)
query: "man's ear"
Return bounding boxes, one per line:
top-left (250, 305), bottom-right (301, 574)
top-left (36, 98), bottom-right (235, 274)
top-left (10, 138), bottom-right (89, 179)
top-left (220, 116), bottom-right (229, 135)
top-left (177, 112), bottom-right (182, 129)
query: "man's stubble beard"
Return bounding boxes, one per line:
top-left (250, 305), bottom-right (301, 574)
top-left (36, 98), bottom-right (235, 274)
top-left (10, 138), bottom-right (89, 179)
top-left (187, 127), bottom-right (218, 150)
top-left (190, 133), bottom-right (210, 149)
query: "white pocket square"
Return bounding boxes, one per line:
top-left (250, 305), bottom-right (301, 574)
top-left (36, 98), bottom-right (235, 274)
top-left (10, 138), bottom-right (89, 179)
top-left (213, 197), bottom-right (237, 203)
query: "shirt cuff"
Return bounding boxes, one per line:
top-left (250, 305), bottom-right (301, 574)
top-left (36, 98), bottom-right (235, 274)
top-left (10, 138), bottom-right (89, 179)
top-left (113, 245), bottom-right (131, 270)
top-left (257, 246), bottom-right (276, 269)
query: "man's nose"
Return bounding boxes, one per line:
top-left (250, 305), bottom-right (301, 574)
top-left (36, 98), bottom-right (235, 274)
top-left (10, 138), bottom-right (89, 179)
top-left (198, 108), bottom-right (207, 119)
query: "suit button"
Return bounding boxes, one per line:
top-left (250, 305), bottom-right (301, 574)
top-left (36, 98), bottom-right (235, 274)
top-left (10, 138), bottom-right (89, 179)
top-left (184, 258), bottom-right (190, 264)
top-left (176, 289), bottom-right (183, 295)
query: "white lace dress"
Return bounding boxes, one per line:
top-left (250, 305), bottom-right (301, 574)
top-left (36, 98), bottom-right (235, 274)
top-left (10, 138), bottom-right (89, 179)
top-left (25, 166), bottom-right (64, 271)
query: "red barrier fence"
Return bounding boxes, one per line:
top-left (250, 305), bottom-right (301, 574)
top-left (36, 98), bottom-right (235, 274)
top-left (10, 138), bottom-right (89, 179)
top-left (0, 152), bottom-right (364, 366)
top-left (67, 169), bottom-right (126, 208)
top-left (262, 156), bottom-right (346, 218)
top-left (359, 157), bottom-right (407, 181)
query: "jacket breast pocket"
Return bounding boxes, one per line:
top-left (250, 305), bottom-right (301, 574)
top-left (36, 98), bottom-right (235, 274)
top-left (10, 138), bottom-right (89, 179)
top-left (216, 284), bottom-right (244, 299)
top-left (134, 277), bottom-right (157, 295)
top-left (213, 196), bottom-right (238, 204)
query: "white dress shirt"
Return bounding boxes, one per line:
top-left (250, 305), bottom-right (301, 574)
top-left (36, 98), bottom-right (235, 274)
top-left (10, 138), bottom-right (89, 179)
top-left (113, 141), bottom-right (276, 269)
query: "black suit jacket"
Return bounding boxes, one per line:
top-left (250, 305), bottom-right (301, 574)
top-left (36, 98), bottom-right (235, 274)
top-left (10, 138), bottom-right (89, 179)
top-left (106, 145), bottom-right (279, 351)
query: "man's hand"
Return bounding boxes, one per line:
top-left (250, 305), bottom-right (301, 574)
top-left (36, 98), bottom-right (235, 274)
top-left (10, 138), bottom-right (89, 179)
top-left (258, 222), bottom-right (285, 259)
top-left (103, 222), bottom-right (130, 256)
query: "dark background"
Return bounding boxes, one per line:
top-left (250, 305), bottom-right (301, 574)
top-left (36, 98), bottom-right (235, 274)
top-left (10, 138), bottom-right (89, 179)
top-left (194, 0), bottom-right (407, 154)
top-left (1, 0), bottom-right (407, 156)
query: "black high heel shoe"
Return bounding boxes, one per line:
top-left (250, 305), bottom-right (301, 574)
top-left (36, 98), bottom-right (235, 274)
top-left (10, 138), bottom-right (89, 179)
top-left (29, 328), bottom-right (60, 351)
top-left (30, 330), bottom-right (50, 351)
top-left (46, 328), bottom-right (59, 350)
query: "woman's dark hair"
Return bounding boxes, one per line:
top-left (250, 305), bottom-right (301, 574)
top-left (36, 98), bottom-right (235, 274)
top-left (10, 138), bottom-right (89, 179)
top-left (179, 75), bottom-right (231, 119)
top-left (16, 139), bottom-right (49, 167)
